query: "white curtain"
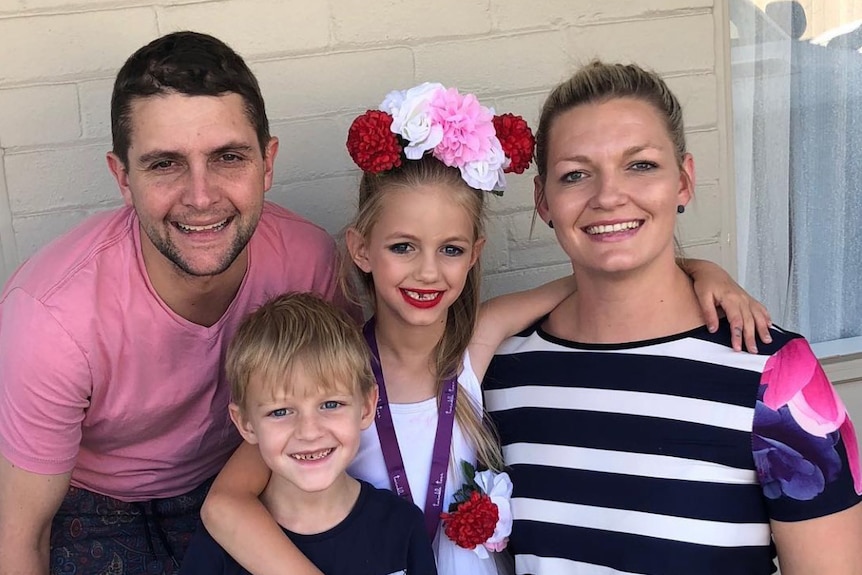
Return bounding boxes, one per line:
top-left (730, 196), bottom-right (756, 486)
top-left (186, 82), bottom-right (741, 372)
top-left (730, 0), bottom-right (862, 343)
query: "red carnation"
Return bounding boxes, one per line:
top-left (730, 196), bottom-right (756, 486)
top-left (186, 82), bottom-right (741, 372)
top-left (441, 491), bottom-right (499, 550)
top-left (346, 110), bottom-right (403, 173)
top-left (493, 113), bottom-right (535, 174)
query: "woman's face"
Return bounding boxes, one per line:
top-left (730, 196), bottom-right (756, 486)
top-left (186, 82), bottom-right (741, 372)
top-left (535, 97), bottom-right (694, 278)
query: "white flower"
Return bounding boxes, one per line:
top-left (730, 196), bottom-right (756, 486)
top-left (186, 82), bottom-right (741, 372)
top-left (379, 82), bottom-right (444, 159)
top-left (379, 89), bottom-right (405, 117)
top-left (459, 138), bottom-right (507, 192)
top-left (472, 469), bottom-right (514, 559)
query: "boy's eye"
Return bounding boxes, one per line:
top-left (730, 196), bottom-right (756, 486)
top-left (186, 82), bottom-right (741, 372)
top-left (321, 400), bottom-right (341, 410)
top-left (441, 245), bottom-right (464, 257)
top-left (388, 243), bottom-right (412, 254)
top-left (268, 408), bottom-right (288, 418)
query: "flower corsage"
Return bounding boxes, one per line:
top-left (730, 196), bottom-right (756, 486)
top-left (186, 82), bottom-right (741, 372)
top-left (440, 461), bottom-right (513, 558)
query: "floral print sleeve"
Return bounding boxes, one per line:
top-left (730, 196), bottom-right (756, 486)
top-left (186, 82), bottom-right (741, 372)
top-left (753, 337), bottom-right (862, 521)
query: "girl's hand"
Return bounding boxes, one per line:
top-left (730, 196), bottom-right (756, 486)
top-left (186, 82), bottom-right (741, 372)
top-left (684, 259), bottom-right (772, 353)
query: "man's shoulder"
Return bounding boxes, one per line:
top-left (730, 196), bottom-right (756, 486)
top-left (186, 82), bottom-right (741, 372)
top-left (257, 202), bottom-right (334, 247)
top-left (2, 207), bottom-right (137, 303)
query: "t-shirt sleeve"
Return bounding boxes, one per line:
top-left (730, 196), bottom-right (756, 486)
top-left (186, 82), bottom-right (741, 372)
top-left (405, 506), bottom-right (438, 575)
top-left (752, 336), bottom-right (862, 521)
top-left (305, 228), bottom-right (363, 323)
top-left (0, 288), bottom-right (91, 474)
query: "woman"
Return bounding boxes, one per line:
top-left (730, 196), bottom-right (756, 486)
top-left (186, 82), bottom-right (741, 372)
top-left (482, 61), bottom-right (862, 575)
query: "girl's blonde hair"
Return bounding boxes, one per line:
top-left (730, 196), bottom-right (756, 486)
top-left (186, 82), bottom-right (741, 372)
top-left (343, 155), bottom-right (504, 471)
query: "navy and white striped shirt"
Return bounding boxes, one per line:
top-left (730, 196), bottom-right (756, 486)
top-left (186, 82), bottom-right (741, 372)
top-left (484, 319), bottom-right (861, 575)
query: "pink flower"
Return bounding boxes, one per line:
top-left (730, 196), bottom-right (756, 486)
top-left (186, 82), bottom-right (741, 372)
top-left (762, 338), bottom-right (862, 494)
top-left (428, 87), bottom-right (496, 167)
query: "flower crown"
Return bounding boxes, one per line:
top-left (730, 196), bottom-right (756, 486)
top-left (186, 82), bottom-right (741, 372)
top-left (346, 82), bottom-right (535, 194)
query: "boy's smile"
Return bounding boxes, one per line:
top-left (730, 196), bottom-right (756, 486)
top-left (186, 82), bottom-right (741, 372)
top-left (230, 363), bottom-right (376, 502)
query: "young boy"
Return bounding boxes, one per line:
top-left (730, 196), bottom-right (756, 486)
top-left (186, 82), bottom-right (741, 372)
top-left (181, 293), bottom-right (437, 574)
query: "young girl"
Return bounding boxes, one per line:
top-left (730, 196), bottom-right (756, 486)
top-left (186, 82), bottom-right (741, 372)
top-left (197, 83), bottom-right (771, 575)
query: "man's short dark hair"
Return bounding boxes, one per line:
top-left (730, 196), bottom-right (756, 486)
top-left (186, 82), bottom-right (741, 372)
top-left (110, 31), bottom-right (270, 166)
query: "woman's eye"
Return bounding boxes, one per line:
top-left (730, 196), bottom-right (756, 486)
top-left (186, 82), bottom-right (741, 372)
top-left (388, 243), bottom-right (411, 254)
top-left (441, 245), bottom-right (464, 257)
top-left (630, 161), bottom-right (658, 171)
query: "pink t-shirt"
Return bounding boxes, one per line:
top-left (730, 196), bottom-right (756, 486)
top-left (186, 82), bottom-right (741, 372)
top-left (0, 202), bottom-right (340, 501)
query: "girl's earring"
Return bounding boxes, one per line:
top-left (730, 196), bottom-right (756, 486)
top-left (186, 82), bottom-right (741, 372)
top-left (548, 220), bottom-right (554, 229)
top-left (676, 205), bottom-right (685, 214)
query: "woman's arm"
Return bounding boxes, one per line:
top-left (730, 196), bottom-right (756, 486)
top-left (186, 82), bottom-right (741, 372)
top-left (681, 258), bottom-right (772, 353)
top-left (469, 275), bottom-right (577, 380)
top-left (200, 442), bottom-right (323, 575)
top-left (772, 503), bottom-right (862, 574)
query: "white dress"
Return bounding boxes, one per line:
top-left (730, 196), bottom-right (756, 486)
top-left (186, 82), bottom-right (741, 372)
top-left (348, 352), bottom-right (504, 575)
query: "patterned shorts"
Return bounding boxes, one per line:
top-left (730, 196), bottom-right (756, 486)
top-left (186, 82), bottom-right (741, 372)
top-left (49, 478), bottom-right (213, 575)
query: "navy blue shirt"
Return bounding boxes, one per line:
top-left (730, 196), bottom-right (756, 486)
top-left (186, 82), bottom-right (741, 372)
top-left (181, 480), bottom-right (437, 575)
top-left (484, 319), bottom-right (862, 574)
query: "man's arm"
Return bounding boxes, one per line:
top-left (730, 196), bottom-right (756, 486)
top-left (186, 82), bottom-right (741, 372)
top-left (772, 503), bottom-right (862, 574)
top-left (0, 454), bottom-right (70, 574)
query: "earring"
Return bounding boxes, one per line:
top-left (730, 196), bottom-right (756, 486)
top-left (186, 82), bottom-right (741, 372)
top-left (548, 220), bottom-right (554, 229)
top-left (677, 205), bottom-right (685, 214)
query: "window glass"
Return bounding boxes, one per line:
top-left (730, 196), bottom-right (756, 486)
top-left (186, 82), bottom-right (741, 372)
top-left (729, 0), bottom-right (862, 344)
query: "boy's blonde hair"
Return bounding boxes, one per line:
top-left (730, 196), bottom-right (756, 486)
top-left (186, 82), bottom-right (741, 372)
top-left (226, 292), bottom-right (375, 412)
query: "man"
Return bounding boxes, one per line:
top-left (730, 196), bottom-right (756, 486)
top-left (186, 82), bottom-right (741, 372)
top-left (0, 31), bottom-right (341, 574)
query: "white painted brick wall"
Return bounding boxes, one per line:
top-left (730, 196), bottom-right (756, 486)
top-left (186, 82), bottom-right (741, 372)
top-left (0, 0), bottom-right (731, 295)
top-left (1, 0), bottom-right (858, 521)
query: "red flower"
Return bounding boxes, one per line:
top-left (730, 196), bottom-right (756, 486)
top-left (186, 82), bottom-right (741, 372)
top-left (441, 491), bottom-right (499, 550)
top-left (493, 113), bottom-right (535, 174)
top-left (346, 110), bottom-right (403, 173)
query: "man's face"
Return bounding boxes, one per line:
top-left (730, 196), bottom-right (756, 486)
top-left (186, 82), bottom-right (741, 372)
top-left (108, 92), bottom-right (277, 278)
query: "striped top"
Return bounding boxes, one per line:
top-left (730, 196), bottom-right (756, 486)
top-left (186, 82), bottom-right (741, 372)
top-left (484, 319), bottom-right (862, 575)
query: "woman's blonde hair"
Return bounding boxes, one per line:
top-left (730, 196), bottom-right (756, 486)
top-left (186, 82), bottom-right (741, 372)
top-left (342, 155), bottom-right (503, 470)
top-left (227, 292), bottom-right (375, 413)
top-left (535, 60), bottom-right (688, 181)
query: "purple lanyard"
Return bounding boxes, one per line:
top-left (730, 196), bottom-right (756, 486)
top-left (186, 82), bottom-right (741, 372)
top-left (363, 319), bottom-right (458, 541)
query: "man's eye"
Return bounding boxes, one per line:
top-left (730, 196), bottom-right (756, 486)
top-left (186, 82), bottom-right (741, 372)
top-left (220, 153), bottom-right (242, 163)
top-left (150, 160), bottom-right (175, 171)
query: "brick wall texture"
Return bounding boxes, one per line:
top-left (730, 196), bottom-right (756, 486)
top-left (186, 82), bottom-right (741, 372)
top-left (0, 0), bottom-right (730, 297)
